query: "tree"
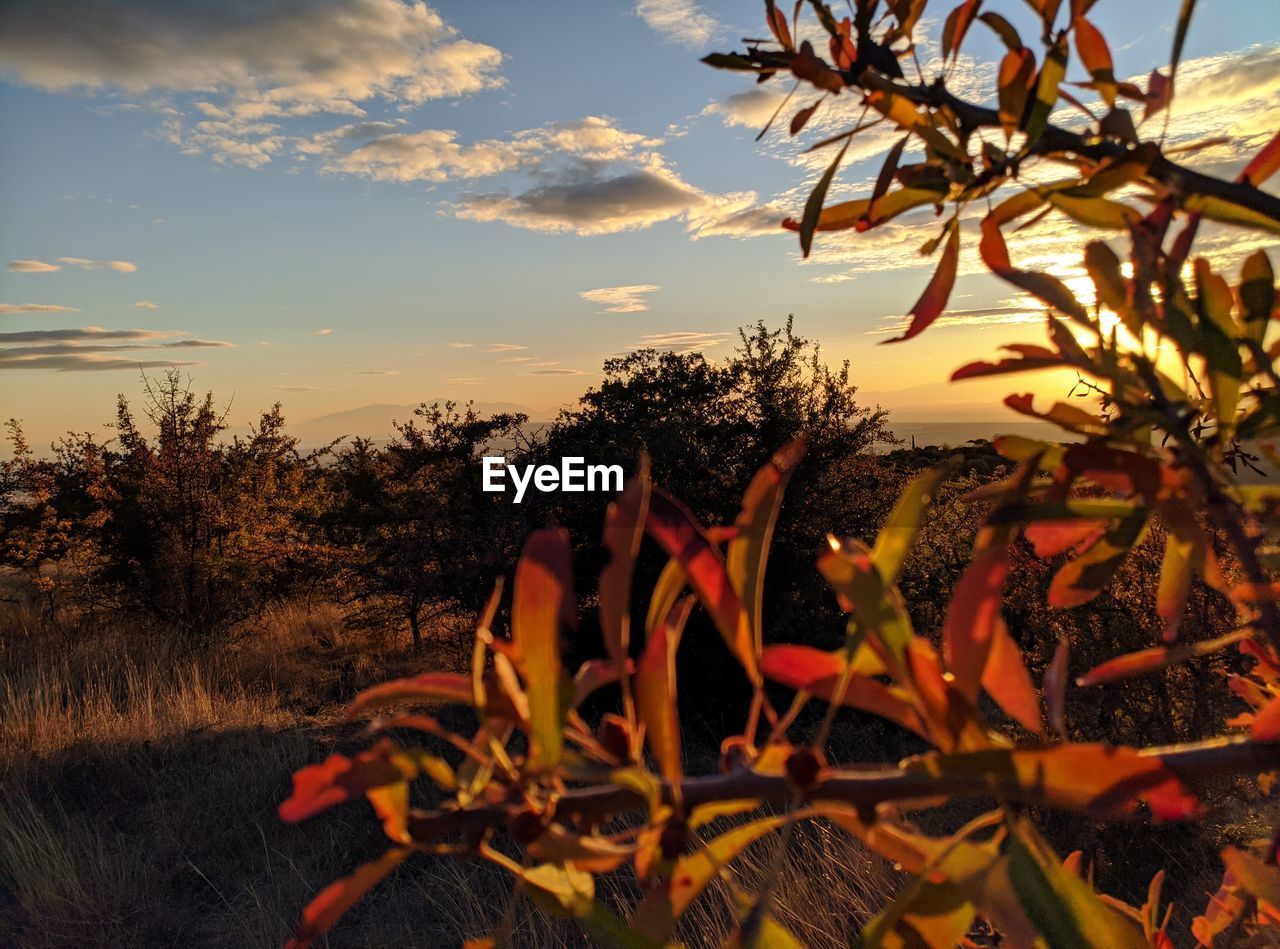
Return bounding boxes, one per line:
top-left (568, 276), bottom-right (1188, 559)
top-left (325, 401), bottom-right (526, 650)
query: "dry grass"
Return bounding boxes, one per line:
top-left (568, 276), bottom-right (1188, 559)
top-left (0, 592), bottom-right (896, 947)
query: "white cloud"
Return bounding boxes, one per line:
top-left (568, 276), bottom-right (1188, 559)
top-left (486, 343), bottom-right (527, 352)
top-left (8, 259), bottom-right (61, 273)
top-left (0, 303), bottom-right (80, 314)
top-left (57, 257), bottom-right (137, 272)
top-left (580, 284), bottom-right (660, 313)
top-left (353, 368), bottom-right (399, 375)
top-left (132, 300), bottom-right (159, 309)
top-left (446, 341), bottom-right (473, 349)
top-left (0, 0), bottom-right (505, 168)
top-left (632, 330), bottom-right (731, 353)
top-left (635, 0), bottom-right (720, 49)
top-left (312, 328), bottom-right (333, 336)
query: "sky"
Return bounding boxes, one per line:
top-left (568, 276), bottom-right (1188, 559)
top-left (1, 0), bottom-right (1277, 446)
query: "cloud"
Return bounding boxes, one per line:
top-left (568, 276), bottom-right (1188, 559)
top-left (632, 330), bottom-right (732, 353)
top-left (690, 203), bottom-right (788, 238)
top-left (446, 341), bottom-right (473, 349)
top-left (457, 159), bottom-right (749, 236)
top-left (486, 343), bottom-right (527, 352)
top-left (353, 368), bottom-right (399, 375)
top-left (529, 368), bottom-right (587, 376)
top-left (271, 384), bottom-right (331, 392)
top-left (0, 303), bottom-right (80, 314)
top-left (57, 257), bottom-right (137, 272)
top-left (0, 326), bottom-right (233, 371)
top-left (8, 259), bottom-right (61, 273)
top-left (132, 300), bottom-right (159, 309)
top-left (580, 284), bottom-right (661, 313)
top-left (499, 356), bottom-right (533, 363)
top-left (312, 328), bottom-right (333, 335)
top-left (445, 377), bottom-right (484, 385)
top-left (702, 89), bottom-right (788, 129)
top-left (307, 115), bottom-right (661, 183)
top-left (0, 1), bottom-right (505, 167)
top-left (635, 0), bottom-right (720, 49)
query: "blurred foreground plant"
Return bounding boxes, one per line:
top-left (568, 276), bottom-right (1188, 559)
top-left (279, 2), bottom-right (1280, 945)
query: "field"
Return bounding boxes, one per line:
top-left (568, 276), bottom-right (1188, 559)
top-left (0, 595), bottom-right (898, 947)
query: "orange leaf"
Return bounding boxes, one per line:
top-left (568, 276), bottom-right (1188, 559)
top-left (346, 672), bottom-right (474, 718)
top-left (636, 597), bottom-right (694, 784)
top-left (952, 343), bottom-right (1063, 380)
top-left (1241, 130), bottom-right (1280, 187)
top-left (997, 48), bottom-right (1036, 137)
top-left (1252, 693), bottom-right (1280, 741)
top-left (1073, 17), bottom-right (1115, 105)
top-left (1078, 631), bottom-right (1250, 688)
top-left (983, 622), bottom-right (1046, 735)
top-left (646, 489), bottom-right (757, 683)
top-left (285, 848), bottom-right (410, 949)
top-left (512, 528), bottom-right (576, 770)
top-left (883, 221), bottom-right (960, 343)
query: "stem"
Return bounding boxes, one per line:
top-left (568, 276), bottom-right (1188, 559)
top-left (406, 734), bottom-right (1280, 847)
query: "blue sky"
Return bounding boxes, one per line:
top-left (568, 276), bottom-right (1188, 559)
top-left (1, 0), bottom-right (1277, 445)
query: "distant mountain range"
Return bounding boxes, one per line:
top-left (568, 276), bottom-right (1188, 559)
top-left (291, 401), bottom-right (556, 447)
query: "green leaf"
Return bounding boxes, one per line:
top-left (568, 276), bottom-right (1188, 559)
top-left (872, 463), bottom-right (952, 584)
top-left (1008, 822), bottom-right (1146, 949)
top-left (799, 137), bottom-right (850, 257)
top-left (1025, 37), bottom-right (1068, 148)
top-left (631, 816), bottom-right (788, 940)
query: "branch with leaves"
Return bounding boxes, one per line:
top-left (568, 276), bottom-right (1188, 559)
top-left (274, 2), bottom-right (1280, 946)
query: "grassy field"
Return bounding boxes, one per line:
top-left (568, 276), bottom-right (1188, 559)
top-left (0, 595), bottom-right (896, 947)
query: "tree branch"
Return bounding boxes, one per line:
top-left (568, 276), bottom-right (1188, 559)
top-left (407, 735), bottom-right (1280, 846)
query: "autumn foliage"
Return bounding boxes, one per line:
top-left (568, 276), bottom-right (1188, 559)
top-left (278, 2), bottom-right (1280, 946)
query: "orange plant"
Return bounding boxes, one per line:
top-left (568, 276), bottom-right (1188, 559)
top-left (278, 2), bottom-right (1280, 945)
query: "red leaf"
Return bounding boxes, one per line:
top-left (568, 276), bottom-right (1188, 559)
top-left (1025, 521), bottom-right (1106, 558)
top-left (279, 743), bottom-right (413, 823)
top-left (979, 214), bottom-right (1088, 322)
top-left (599, 456), bottom-right (650, 677)
top-left (951, 344), bottom-right (1063, 380)
top-left (790, 102), bottom-right (819, 135)
top-left (1078, 631), bottom-right (1249, 688)
top-left (286, 848), bottom-right (410, 949)
top-left (1045, 638), bottom-right (1070, 739)
top-left (646, 489), bottom-right (757, 683)
top-left (943, 546), bottom-right (1008, 699)
top-left (883, 222), bottom-right (960, 343)
top-left (760, 644), bottom-right (928, 738)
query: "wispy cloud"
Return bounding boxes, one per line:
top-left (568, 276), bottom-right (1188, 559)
top-left (132, 300), bottom-right (159, 309)
top-left (529, 368), bottom-right (587, 376)
top-left (580, 284), bottom-right (660, 313)
top-left (486, 343), bottom-right (527, 352)
top-left (0, 326), bottom-right (233, 371)
top-left (634, 0), bottom-right (720, 49)
top-left (446, 341), bottom-right (473, 349)
top-left (632, 330), bottom-right (732, 354)
top-left (57, 257), bottom-right (137, 273)
top-left (353, 368), bottom-right (399, 376)
top-left (0, 303), bottom-right (80, 314)
top-left (445, 377), bottom-right (485, 385)
top-left (499, 356), bottom-right (533, 363)
top-left (271, 384), bottom-right (331, 392)
top-left (8, 259), bottom-right (60, 273)
top-left (311, 328), bottom-right (333, 336)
